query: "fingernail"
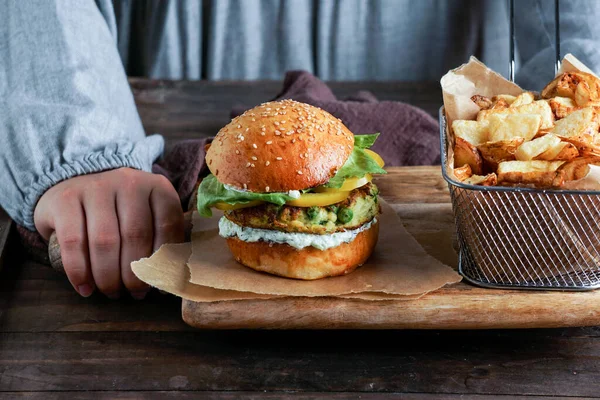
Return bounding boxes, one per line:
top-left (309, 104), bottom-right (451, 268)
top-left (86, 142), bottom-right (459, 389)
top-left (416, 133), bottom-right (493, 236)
top-left (131, 289), bottom-right (150, 300)
top-left (77, 284), bottom-right (94, 297)
top-left (106, 292), bottom-right (121, 300)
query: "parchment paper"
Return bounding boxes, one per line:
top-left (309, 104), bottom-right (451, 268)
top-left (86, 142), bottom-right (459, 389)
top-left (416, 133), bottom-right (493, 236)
top-left (132, 242), bottom-right (435, 302)
top-left (440, 56), bottom-right (523, 126)
top-left (187, 200), bottom-right (461, 297)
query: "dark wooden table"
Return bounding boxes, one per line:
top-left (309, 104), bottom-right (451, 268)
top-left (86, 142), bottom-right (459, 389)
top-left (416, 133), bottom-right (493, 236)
top-left (2, 80), bottom-right (599, 399)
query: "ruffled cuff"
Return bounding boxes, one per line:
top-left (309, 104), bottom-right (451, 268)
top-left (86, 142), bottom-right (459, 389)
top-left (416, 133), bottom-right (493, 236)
top-left (17, 135), bottom-right (164, 231)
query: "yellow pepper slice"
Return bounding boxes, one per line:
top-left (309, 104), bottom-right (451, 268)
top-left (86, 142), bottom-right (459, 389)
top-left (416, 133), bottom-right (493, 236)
top-left (364, 149), bottom-right (385, 168)
top-left (313, 174), bottom-right (372, 193)
top-left (214, 200), bottom-right (264, 211)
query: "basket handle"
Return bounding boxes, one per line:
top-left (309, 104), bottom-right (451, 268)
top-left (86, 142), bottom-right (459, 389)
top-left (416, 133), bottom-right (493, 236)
top-left (508, 0), bottom-right (561, 82)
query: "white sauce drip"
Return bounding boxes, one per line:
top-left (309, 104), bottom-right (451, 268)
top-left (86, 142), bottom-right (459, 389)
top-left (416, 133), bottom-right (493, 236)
top-left (287, 190), bottom-right (301, 199)
top-left (224, 183), bottom-right (247, 193)
top-left (224, 185), bottom-right (301, 199)
top-left (218, 217), bottom-right (377, 250)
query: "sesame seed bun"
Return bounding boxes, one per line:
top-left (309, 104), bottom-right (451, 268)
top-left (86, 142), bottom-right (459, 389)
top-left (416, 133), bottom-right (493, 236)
top-left (206, 99), bottom-right (354, 193)
top-left (225, 220), bottom-right (379, 280)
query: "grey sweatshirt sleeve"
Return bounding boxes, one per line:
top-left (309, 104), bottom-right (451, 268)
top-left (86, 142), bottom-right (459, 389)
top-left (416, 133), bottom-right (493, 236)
top-left (0, 0), bottom-right (164, 230)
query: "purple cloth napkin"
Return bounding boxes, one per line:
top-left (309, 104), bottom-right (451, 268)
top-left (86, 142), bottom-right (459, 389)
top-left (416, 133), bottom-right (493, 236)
top-left (18, 71), bottom-right (440, 263)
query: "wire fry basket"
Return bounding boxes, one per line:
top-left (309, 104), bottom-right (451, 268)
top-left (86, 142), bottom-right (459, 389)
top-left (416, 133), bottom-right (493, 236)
top-left (441, 112), bottom-right (600, 290)
top-left (440, 0), bottom-right (600, 290)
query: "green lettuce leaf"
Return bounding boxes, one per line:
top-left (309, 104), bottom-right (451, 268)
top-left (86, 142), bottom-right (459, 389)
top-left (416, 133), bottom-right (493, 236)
top-left (197, 174), bottom-right (295, 217)
top-left (354, 133), bottom-right (380, 149)
top-left (324, 147), bottom-right (387, 188)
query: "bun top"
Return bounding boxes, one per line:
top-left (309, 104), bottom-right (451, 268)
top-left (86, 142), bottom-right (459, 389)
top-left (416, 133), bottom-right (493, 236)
top-left (206, 100), bottom-right (354, 193)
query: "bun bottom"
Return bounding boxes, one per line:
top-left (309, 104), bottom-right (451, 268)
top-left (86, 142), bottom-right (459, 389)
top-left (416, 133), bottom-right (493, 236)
top-left (226, 221), bottom-right (379, 280)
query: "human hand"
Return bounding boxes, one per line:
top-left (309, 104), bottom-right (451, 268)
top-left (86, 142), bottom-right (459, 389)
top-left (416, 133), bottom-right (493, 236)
top-left (34, 168), bottom-right (184, 299)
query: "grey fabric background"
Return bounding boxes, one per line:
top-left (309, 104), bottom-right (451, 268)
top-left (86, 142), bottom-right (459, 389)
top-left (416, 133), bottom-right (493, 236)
top-left (111, 0), bottom-right (600, 88)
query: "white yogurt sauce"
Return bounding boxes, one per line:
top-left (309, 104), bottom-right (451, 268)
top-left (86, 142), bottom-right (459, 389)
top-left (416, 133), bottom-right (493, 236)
top-left (224, 185), bottom-right (301, 199)
top-left (218, 217), bottom-right (376, 250)
top-left (287, 190), bottom-right (301, 199)
top-left (224, 183), bottom-right (248, 193)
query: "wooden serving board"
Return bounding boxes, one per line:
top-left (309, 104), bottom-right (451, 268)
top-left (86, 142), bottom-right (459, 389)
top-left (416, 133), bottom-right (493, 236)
top-left (181, 167), bottom-right (600, 329)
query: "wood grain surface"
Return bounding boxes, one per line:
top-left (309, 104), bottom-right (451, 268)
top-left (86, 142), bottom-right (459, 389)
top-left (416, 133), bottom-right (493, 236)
top-left (3, 80), bottom-right (600, 398)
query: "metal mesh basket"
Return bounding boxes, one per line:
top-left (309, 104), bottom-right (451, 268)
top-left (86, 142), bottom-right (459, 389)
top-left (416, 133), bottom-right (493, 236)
top-left (438, 0), bottom-right (600, 290)
top-left (441, 110), bottom-right (600, 290)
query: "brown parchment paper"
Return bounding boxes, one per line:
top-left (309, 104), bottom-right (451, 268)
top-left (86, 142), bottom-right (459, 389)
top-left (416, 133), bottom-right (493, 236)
top-left (440, 56), bottom-right (523, 126)
top-left (187, 199), bottom-right (461, 297)
top-left (132, 243), bottom-right (433, 302)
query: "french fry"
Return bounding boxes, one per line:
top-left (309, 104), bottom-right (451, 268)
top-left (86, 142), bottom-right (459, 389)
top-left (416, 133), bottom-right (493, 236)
top-left (478, 101), bottom-right (554, 130)
top-left (492, 94), bottom-right (516, 105)
top-left (470, 95), bottom-right (492, 110)
top-left (477, 137), bottom-right (524, 170)
top-left (454, 164), bottom-right (472, 181)
top-left (451, 120), bottom-right (489, 146)
top-left (515, 134), bottom-right (561, 161)
top-left (491, 98), bottom-right (510, 110)
top-left (553, 157), bottom-right (600, 185)
top-left (463, 173), bottom-right (497, 186)
top-left (454, 137), bottom-right (483, 175)
top-left (510, 92), bottom-right (535, 108)
top-left (497, 160), bottom-right (564, 187)
top-left (534, 141), bottom-right (579, 161)
top-left (542, 71), bottom-right (600, 107)
top-left (488, 114), bottom-right (541, 142)
top-left (551, 107), bottom-right (600, 152)
top-left (548, 96), bottom-right (580, 119)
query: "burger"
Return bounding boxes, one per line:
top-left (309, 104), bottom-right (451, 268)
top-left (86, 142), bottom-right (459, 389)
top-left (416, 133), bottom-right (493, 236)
top-left (197, 99), bottom-right (386, 280)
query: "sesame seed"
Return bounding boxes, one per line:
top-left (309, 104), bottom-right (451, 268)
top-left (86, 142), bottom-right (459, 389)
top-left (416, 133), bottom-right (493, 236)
top-left (252, 118), bottom-right (256, 122)
top-left (246, 162), bottom-right (251, 168)
top-left (235, 149), bottom-right (240, 154)
top-left (260, 132), bottom-right (266, 136)
top-left (265, 161), bottom-right (270, 166)
top-left (265, 186), bottom-right (270, 192)
top-left (281, 120), bottom-right (286, 124)
top-left (274, 121), bottom-right (280, 126)
top-left (252, 143), bottom-right (257, 149)
top-left (292, 138), bottom-right (296, 143)
top-left (285, 131), bottom-right (293, 136)
top-left (251, 163), bottom-right (255, 168)
top-left (246, 128), bottom-right (249, 132)
top-left (299, 154), bottom-right (304, 159)
top-left (309, 137), bottom-right (315, 142)
top-left (297, 170), bottom-right (303, 175)
top-left (304, 152), bottom-right (308, 157)
top-left (261, 126), bottom-right (266, 131)
top-left (251, 156), bottom-right (257, 161)
top-left (266, 141), bottom-right (273, 145)
top-left (275, 130), bottom-right (281, 136)
top-left (276, 157), bottom-right (283, 161)
top-left (243, 183), bottom-right (248, 189)
top-left (237, 125), bottom-right (241, 129)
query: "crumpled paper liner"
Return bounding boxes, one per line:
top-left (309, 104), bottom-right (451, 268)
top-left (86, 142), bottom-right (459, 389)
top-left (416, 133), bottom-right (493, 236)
top-left (132, 200), bottom-right (460, 302)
